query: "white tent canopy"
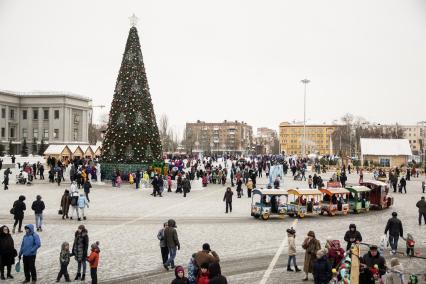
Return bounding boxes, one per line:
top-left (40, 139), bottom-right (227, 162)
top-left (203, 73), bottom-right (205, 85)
top-left (360, 138), bottom-right (412, 156)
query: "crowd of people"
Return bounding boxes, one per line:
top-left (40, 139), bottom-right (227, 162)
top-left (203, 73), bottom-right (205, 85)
top-left (157, 219), bottom-right (227, 284)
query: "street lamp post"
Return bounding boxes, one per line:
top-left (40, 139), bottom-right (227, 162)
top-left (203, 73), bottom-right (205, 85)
top-left (300, 78), bottom-right (310, 157)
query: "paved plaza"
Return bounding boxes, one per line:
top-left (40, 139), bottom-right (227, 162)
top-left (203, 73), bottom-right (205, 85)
top-left (0, 170), bottom-right (425, 284)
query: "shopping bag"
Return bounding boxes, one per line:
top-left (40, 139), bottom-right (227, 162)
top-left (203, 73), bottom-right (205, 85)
top-left (15, 261), bottom-right (20, 273)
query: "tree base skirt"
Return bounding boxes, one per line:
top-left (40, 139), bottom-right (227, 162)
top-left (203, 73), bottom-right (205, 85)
top-left (100, 162), bottom-right (164, 180)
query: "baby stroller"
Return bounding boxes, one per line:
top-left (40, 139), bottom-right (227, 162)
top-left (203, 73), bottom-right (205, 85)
top-left (16, 171), bottom-right (32, 186)
top-left (293, 170), bottom-right (302, 181)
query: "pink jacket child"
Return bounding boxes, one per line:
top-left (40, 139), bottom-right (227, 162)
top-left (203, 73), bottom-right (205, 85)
top-left (116, 175), bottom-right (122, 187)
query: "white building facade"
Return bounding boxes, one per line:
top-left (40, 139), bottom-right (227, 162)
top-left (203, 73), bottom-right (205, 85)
top-left (0, 90), bottom-right (92, 154)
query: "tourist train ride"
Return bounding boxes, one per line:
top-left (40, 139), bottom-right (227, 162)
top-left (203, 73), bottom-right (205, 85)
top-left (250, 182), bottom-right (393, 220)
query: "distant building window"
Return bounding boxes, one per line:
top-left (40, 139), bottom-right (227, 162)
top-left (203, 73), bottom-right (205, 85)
top-left (22, 128), bottom-right (28, 139)
top-left (1, 108), bottom-right (5, 118)
top-left (10, 109), bottom-right (15, 120)
top-left (73, 129), bottom-right (78, 140)
top-left (379, 158), bottom-right (390, 167)
top-left (43, 109), bottom-right (49, 120)
top-left (1, 128), bottom-right (4, 137)
top-left (54, 110), bottom-right (60, 119)
top-left (10, 128), bottom-right (15, 138)
top-left (53, 129), bottom-right (59, 139)
top-left (33, 129), bottom-right (38, 139)
top-left (33, 110), bottom-right (38, 120)
top-left (22, 110), bottom-right (27, 120)
top-left (43, 129), bottom-right (49, 139)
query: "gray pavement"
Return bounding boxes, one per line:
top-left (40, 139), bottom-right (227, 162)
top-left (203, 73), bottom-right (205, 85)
top-left (0, 171), bottom-right (425, 283)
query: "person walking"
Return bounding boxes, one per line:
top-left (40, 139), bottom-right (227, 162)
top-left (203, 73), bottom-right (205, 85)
top-left (286, 227), bottom-right (301, 272)
top-left (236, 179), bottom-right (242, 198)
top-left (18, 224), bottom-right (41, 283)
top-left (163, 219), bottom-right (180, 271)
top-left (182, 177), bottom-right (191, 198)
top-left (77, 193), bottom-right (89, 221)
top-left (12, 195), bottom-right (26, 234)
top-left (384, 212), bottom-right (403, 255)
top-left (359, 168), bottom-right (364, 184)
top-left (69, 187), bottom-right (80, 220)
top-left (83, 180), bottom-right (92, 202)
top-left (223, 187), bottom-right (233, 214)
top-left (39, 164), bottom-right (44, 180)
top-left (56, 242), bottom-right (71, 282)
top-left (246, 179), bottom-right (253, 198)
top-left (416, 196), bottom-right (426, 225)
top-left (302, 231), bottom-right (321, 281)
top-left (3, 168), bottom-right (11, 190)
top-left (0, 225), bottom-right (17, 280)
top-left (157, 222), bottom-right (169, 265)
top-left (87, 242), bottom-right (100, 284)
top-left (60, 190), bottom-right (71, 220)
top-left (399, 177), bottom-right (406, 194)
top-left (344, 224), bottom-right (362, 251)
top-left (135, 169), bottom-right (141, 190)
top-left (31, 195), bottom-right (45, 232)
top-left (72, 225), bottom-right (89, 281)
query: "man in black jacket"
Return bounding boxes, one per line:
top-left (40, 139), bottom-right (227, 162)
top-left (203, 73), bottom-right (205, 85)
top-left (360, 245), bottom-right (386, 284)
top-left (31, 195), bottom-right (45, 232)
top-left (416, 196), bottom-right (426, 225)
top-left (384, 212), bottom-right (403, 255)
top-left (223, 187), bottom-right (233, 214)
top-left (163, 219), bottom-right (180, 270)
top-left (344, 224), bottom-right (363, 251)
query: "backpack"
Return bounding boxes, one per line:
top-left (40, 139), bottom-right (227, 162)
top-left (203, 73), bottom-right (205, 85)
top-left (71, 196), bottom-right (79, 206)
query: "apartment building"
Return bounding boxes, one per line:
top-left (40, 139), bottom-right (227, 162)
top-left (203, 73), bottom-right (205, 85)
top-left (185, 120), bottom-right (253, 154)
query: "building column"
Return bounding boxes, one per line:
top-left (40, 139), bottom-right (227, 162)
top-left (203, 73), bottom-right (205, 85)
top-left (38, 107), bottom-right (43, 142)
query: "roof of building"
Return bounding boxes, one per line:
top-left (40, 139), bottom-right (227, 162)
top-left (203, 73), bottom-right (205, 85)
top-left (360, 138), bottom-right (412, 156)
top-left (0, 90), bottom-right (92, 102)
top-left (44, 145), bottom-right (69, 155)
top-left (68, 145), bottom-right (83, 153)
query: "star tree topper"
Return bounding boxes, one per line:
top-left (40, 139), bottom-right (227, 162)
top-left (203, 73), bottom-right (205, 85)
top-left (129, 13), bottom-right (139, 27)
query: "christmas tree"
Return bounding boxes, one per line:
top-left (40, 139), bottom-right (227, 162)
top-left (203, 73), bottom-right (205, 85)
top-left (101, 15), bottom-right (162, 164)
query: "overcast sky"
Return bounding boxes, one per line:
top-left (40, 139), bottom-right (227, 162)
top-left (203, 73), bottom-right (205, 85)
top-left (1, 0), bottom-right (425, 136)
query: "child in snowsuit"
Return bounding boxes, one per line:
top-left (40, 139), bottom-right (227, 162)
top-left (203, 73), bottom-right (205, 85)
top-left (87, 242), bottom-right (100, 284)
top-left (197, 263), bottom-right (209, 284)
top-left (57, 242), bottom-right (71, 282)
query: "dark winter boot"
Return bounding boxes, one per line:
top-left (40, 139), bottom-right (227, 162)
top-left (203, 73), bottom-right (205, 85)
top-left (295, 266), bottom-right (301, 272)
top-left (287, 266), bottom-right (294, 272)
top-left (74, 273), bottom-right (81, 280)
top-left (1, 274), bottom-right (5, 280)
top-left (83, 216), bottom-right (86, 220)
top-left (80, 274), bottom-right (85, 281)
top-left (78, 218), bottom-right (81, 221)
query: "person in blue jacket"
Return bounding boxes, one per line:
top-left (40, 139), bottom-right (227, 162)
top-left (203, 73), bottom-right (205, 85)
top-left (18, 224), bottom-right (41, 283)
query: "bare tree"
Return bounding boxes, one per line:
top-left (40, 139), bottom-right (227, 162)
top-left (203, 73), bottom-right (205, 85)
top-left (159, 114), bottom-right (169, 153)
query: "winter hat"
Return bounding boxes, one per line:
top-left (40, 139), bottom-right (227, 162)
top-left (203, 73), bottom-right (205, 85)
top-left (91, 241), bottom-right (100, 250)
top-left (307, 231), bottom-right (315, 238)
top-left (370, 245), bottom-right (378, 251)
top-left (36, 195), bottom-right (42, 200)
top-left (392, 212), bottom-right (398, 217)
top-left (203, 243), bottom-right (211, 251)
top-left (349, 224), bottom-right (356, 230)
top-left (200, 262), bottom-right (209, 269)
top-left (174, 266), bottom-right (185, 277)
